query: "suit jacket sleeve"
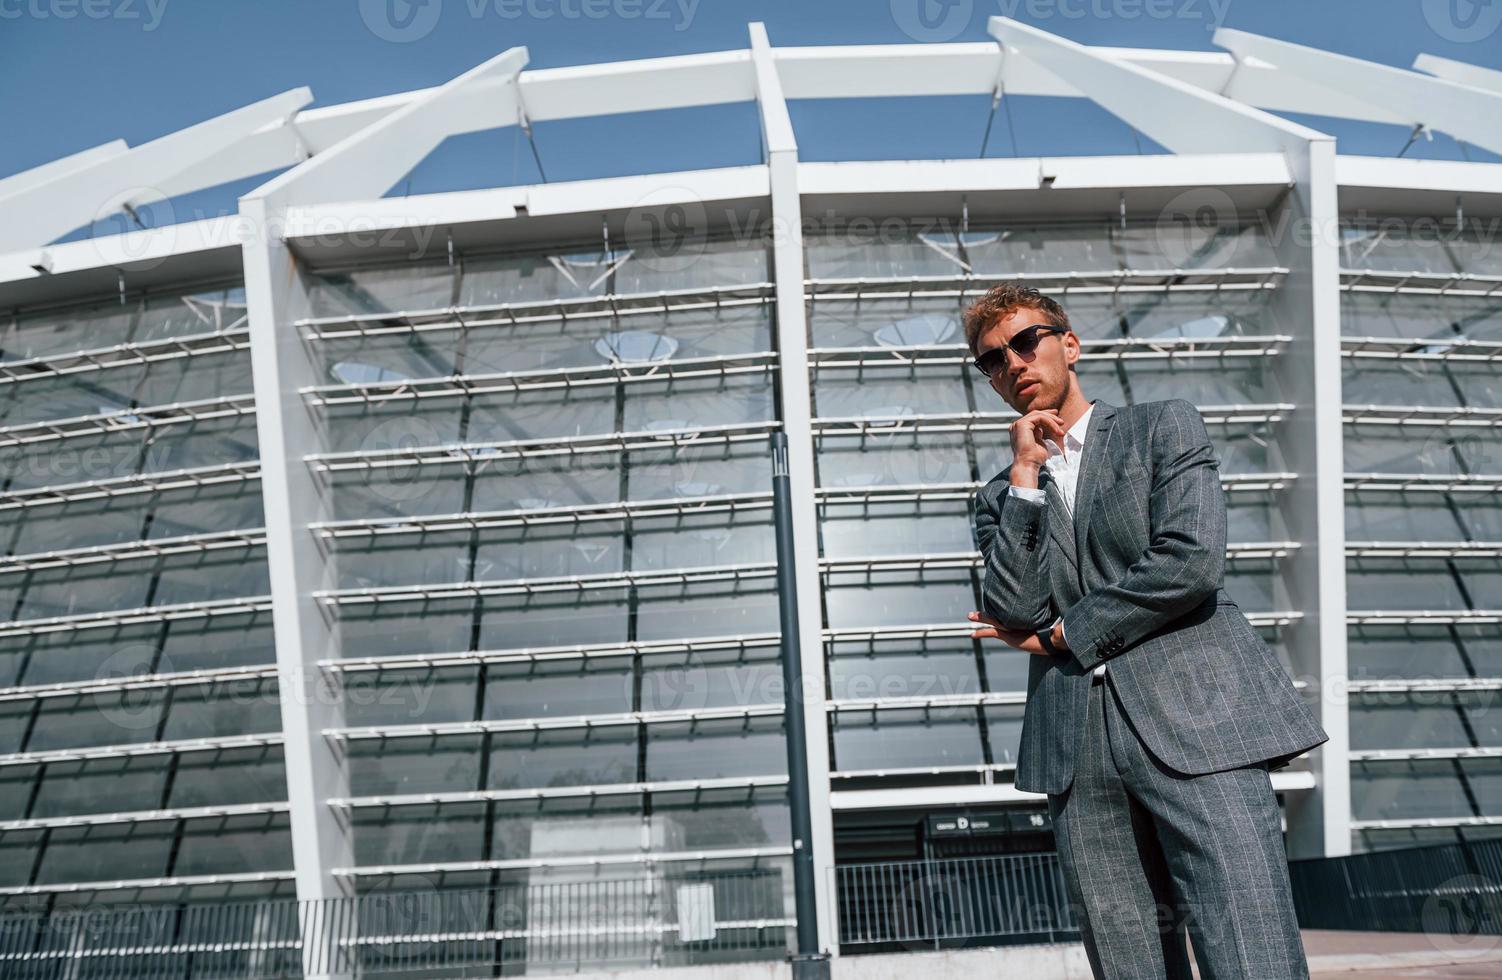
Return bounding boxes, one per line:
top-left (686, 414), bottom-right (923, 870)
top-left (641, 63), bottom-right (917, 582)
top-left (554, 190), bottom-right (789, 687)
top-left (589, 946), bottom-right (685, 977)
top-left (1060, 399), bottom-right (1226, 671)
top-left (975, 476), bottom-right (1054, 632)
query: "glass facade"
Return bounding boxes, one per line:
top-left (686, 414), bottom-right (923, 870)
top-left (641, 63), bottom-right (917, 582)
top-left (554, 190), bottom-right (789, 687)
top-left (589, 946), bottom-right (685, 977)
top-left (0, 286), bottom-right (289, 909)
top-left (1341, 221), bottom-right (1502, 854)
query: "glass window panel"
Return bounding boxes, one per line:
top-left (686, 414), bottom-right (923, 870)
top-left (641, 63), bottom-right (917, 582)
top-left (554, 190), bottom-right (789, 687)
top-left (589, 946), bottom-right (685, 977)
top-left (134, 286), bottom-right (247, 343)
top-left (483, 657), bottom-right (634, 720)
top-left (1226, 499), bottom-right (1274, 542)
top-left (172, 814), bottom-right (292, 876)
top-left (1224, 566), bottom-right (1275, 612)
top-left (1341, 223), bottom-right (1460, 275)
top-left (965, 223), bottom-right (1118, 276)
top-left (984, 704), bottom-right (1026, 765)
top-left (335, 529), bottom-right (474, 590)
top-left (635, 581), bottom-right (780, 642)
top-left (820, 503), bottom-right (974, 560)
top-left (491, 799), bottom-right (643, 861)
top-left (645, 717), bottom-right (786, 781)
top-left (806, 297), bottom-right (965, 349)
top-left (1350, 693), bottom-right (1471, 750)
top-left (313, 332), bottom-right (458, 387)
top-left (35, 821), bottom-right (175, 884)
top-left (161, 611), bottom-right (276, 672)
top-left (1342, 292), bottom-right (1461, 341)
top-left (350, 735), bottom-right (482, 796)
top-left (625, 439), bottom-right (772, 502)
top-left (473, 526), bottom-right (625, 582)
top-left (1355, 828), bottom-right (1465, 853)
top-left (0, 766), bottom-right (35, 820)
top-left (1343, 430), bottom-right (1458, 474)
top-left (1121, 291), bottom-right (1279, 339)
top-left (131, 351), bottom-right (254, 406)
top-left (168, 747), bottom-right (286, 808)
top-left (488, 727), bottom-right (639, 790)
top-left (341, 598), bottom-right (477, 659)
top-left (1117, 222), bottom-right (1276, 270)
top-left (621, 375), bottom-right (774, 434)
top-left (1461, 758), bottom-right (1502, 816)
top-left (0, 432), bottom-right (145, 490)
top-left (832, 708), bottom-right (983, 771)
top-left (1458, 569), bottom-right (1502, 607)
top-left (354, 803), bottom-right (486, 865)
top-left (804, 228), bottom-right (969, 280)
top-left (1120, 362), bottom-right (1273, 406)
top-left (321, 400), bottom-right (465, 456)
top-left (651, 790), bottom-right (791, 850)
top-left (141, 414), bottom-right (260, 474)
top-left (827, 639), bottom-right (981, 702)
top-left (639, 649), bottom-right (784, 712)
top-left (160, 680), bottom-right (281, 740)
top-left (309, 262), bottom-right (456, 318)
top-left (31, 756), bottom-right (170, 818)
top-left (824, 569), bottom-right (975, 630)
top-left (1345, 496), bottom-right (1465, 540)
top-left (629, 512), bottom-right (775, 570)
top-left (11, 626), bottom-right (160, 688)
top-left (480, 592), bottom-right (629, 651)
top-left (813, 367), bottom-right (970, 420)
top-left (26, 691), bottom-right (166, 751)
top-left (343, 669), bottom-right (478, 728)
top-left (1351, 759), bottom-right (1471, 821)
top-left (152, 550), bottom-right (270, 607)
top-left (0, 367), bottom-right (147, 427)
top-left (1347, 627), bottom-right (1470, 681)
top-left (817, 433), bottom-right (972, 489)
top-left (327, 467), bottom-right (467, 523)
top-left (2, 297), bottom-right (140, 362)
top-left (1344, 358), bottom-right (1464, 407)
top-left (0, 830), bottom-right (42, 886)
top-left (7, 495), bottom-right (149, 553)
top-left (1346, 565), bottom-right (1468, 610)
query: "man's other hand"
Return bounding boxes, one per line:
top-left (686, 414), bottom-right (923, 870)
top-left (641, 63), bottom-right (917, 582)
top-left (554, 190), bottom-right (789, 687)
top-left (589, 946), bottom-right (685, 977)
top-left (967, 610), bottom-right (1052, 655)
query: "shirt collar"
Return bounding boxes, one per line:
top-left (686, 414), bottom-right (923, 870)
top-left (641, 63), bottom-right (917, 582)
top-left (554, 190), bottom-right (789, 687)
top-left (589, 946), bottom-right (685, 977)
top-left (1064, 402), bottom-right (1095, 451)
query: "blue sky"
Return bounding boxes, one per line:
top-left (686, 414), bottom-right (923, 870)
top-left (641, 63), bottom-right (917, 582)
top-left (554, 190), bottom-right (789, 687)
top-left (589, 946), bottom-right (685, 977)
top-left (3, 0), bottom-right (1501, 237)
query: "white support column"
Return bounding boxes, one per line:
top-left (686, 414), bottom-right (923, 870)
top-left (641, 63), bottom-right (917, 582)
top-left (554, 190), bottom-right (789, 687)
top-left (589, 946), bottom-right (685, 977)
top-left (0, 89), bottom-right (311, 252)
top-left (237, 45), bottom-right (535, 976)
top-left (1215, 29), bottom-right (1502, 157)
top-left (238, 197), bottom-right (353, 977)
top-left (748, 22), bottom-right (839, 958)
top-left (988, 15), bottom-right (1349, 857)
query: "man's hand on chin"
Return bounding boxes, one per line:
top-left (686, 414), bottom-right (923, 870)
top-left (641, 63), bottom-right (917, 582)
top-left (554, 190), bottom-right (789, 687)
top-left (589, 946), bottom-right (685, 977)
top-left (967, 610), bottom-right (1067, 656)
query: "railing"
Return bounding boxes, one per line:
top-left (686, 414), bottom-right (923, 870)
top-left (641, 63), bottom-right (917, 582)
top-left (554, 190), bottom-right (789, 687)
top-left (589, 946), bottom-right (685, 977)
top-left (835, 853), bottom-right (1079, 953)
top-left (0, 869), bottom-right (792, 978)
top-left (1290, 837), bottom-right (1502, 937)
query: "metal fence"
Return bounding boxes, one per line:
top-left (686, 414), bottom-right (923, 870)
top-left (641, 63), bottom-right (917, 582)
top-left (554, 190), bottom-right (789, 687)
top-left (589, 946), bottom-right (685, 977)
top-left (0, 870), bottom-right (793, 978)
top-left (834, 852), bottom-right (1079, 952)
top-left (1290, 836), bottom-right (1502, 937)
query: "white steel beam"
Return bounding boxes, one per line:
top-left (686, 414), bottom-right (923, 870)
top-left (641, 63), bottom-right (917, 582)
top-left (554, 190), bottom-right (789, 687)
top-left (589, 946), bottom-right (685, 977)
top-left (988, 17), bottom-right (1331, 156)
top-left (0, 89), bottom-right (310, 253)
top-left (1413, 52), bottom-right (1502, 94)
top-left (247, 47), bottom-right (528, 209)
top-left (0, 140), bottom-right (127, 199)
top-left (749, 21), bottom-right (839, 961)
top-left (1216, 29), bottom-right (1502, 157)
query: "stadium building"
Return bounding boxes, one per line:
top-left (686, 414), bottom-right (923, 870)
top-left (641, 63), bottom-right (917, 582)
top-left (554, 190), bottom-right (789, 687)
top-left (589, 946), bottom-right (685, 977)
top-left (0, 17), bottom-right (1499, 976)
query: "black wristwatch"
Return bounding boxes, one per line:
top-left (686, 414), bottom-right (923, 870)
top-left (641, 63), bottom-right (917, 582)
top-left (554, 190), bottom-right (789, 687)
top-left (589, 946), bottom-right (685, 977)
top-left (1037, 622), bottom-right (1063, 657)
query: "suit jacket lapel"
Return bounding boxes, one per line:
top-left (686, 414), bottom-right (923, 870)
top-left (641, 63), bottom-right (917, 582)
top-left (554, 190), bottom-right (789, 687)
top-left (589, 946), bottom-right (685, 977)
top-left (1070, 400), bottom-right (1118, 550)
top-left (1039, 469), bottom-right (1078, 574)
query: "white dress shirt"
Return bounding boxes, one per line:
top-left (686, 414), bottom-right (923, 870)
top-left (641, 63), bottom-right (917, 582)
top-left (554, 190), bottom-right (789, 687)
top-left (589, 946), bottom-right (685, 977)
top-left (1005, 404), bottom-right (1106, 677)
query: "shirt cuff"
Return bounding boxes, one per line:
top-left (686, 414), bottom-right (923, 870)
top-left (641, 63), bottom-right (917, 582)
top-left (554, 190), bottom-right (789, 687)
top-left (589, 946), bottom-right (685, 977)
top-left (1007, 485), bottom-right (1047, 504)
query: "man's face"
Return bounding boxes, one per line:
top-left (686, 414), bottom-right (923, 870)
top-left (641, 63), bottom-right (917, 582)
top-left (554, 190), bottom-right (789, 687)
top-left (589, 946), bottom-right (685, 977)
top-left (976, 308), bottom-right (1080, 414)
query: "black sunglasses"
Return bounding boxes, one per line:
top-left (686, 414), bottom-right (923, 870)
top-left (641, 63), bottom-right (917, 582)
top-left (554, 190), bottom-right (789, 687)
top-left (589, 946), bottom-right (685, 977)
top-left (972, 324), bottom-right (1067, 377)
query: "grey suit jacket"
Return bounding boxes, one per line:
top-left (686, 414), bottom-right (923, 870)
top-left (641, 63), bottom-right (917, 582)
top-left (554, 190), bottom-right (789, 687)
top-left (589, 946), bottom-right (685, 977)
top-left (974, 398), bottom-right (1328, 795)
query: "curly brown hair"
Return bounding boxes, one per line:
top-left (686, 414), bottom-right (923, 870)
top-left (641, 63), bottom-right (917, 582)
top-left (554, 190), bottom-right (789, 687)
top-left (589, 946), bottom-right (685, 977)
top-left (961, 283), bottom-right (1072, 358)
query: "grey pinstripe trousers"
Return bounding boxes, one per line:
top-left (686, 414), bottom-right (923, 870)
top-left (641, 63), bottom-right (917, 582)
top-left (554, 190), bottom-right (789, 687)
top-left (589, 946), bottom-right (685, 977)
top-left (1048, 673), bottom-right (1310, 979)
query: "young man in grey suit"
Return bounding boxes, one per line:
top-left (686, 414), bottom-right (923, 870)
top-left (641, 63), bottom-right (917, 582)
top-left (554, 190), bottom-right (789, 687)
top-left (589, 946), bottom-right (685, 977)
top-left (964, 283), bottom-right (1328, 979)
